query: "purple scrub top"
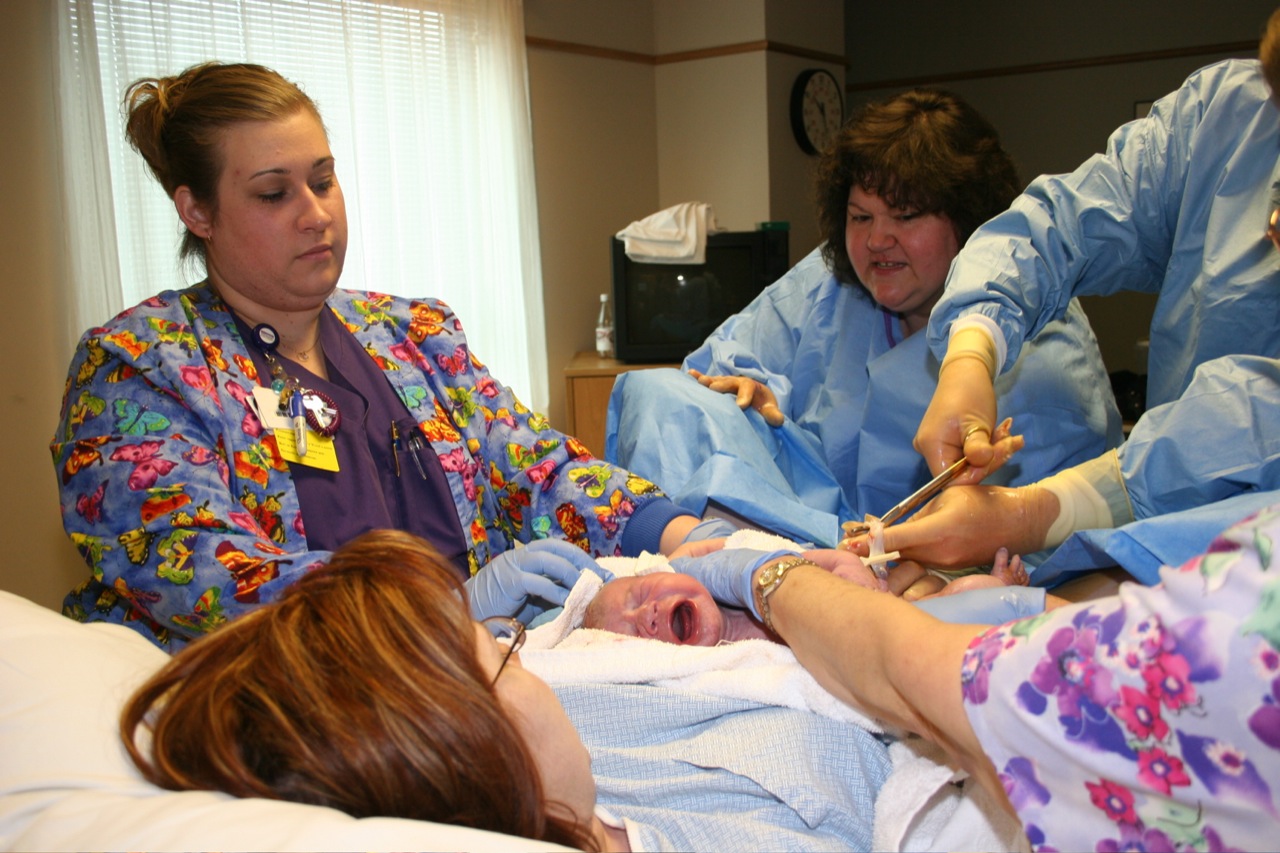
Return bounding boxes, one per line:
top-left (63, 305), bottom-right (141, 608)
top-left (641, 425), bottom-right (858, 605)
top-left (236, 309), bottom-right (471, 578)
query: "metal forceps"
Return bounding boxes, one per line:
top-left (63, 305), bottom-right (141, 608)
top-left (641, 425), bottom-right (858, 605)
top-left (841, 457), bottom-right (970, 539)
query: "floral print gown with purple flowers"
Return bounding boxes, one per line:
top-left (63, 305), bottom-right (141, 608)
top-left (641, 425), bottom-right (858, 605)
top-left (52, 284), bottom-right (671, 651)
top-left (962, 502), bottom-right (1280, 851)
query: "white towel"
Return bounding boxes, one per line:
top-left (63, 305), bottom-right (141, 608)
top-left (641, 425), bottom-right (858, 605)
top-left (615, 202), bottom-right (724, 264)
top-left (525, 627), bottom-right (882, 731)
top-left (874, 739), bottom-right (1029, 853)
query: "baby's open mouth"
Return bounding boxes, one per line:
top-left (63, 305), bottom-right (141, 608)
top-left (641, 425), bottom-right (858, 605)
top-left (671, 601), bottom-right (695, 643)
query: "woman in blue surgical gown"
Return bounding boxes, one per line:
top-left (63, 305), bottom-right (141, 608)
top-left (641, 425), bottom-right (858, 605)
top-left (607, 89), bottom-right (1122, 547)
top-left (883, 23), bottom-right (1280, 582)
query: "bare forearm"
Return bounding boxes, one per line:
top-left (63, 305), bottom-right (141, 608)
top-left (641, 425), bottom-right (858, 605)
top-left (658, 514), bottom-right (701, 555)
top-left (768, 567), bottom-right (1006, 796)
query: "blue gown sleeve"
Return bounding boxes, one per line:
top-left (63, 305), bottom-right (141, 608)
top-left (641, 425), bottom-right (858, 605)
top-left (1119, 354), bottom-right (1280, 518)
top-left (926, 60), bottom-right (1207, 366)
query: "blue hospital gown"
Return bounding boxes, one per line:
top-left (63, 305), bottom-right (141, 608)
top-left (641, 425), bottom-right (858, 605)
top-left (556, 683), bottom-right (891, 851)
top-left (962, 501), bottom-right (1280, 850)
top-left (608, 246), bottom-right (1121, 546)
top-left (930, 59), bottom-right (1280, 523)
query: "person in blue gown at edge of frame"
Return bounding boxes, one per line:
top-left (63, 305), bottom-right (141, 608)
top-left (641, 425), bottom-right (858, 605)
top-left (605, 88), bottom-right (1123, 554)
top-left (50, 61), bottom-right (723, 653)
top-left (854, 8), bottom-right (1280, 594)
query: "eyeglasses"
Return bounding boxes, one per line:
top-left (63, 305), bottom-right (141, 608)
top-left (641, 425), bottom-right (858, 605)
top-left (482, 616), bottom-right (526, 686)
top-left (1267, 208), bottom-right (1280, 250)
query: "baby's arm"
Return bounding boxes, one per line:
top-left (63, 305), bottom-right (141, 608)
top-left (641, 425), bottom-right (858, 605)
top-left (720, 606), bottom-right (775, 643)
top-left (907, 547), bottom-right (1026, 600)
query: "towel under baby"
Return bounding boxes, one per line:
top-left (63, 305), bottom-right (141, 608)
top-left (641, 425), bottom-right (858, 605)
top-left (520, 531), bottom-right (1029, 852)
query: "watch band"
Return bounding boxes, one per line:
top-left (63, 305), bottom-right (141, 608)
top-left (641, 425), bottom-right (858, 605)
top-left (755, 556), bottom-right (818, 634)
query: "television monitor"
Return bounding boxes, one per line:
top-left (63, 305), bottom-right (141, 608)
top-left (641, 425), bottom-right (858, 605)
top-left (611, 229), bottom-right (790, 363)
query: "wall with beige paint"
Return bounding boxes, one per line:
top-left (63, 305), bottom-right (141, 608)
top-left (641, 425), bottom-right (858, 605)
top-left (526, 0), bottom-right (844, 440)
top-left (842, 0), bottom-right (1278, 376)
top-left (0, 0), bottom-right (90, 608)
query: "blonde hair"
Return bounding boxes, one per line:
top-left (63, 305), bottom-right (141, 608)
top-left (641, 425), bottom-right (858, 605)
top-left (124, 62), bottom-right (323, 267)
top-left (121, 529), bottom-right (597, 850)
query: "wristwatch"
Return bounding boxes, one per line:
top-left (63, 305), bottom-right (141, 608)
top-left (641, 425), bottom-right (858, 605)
top-left (754, 556), bottom-right (817, 634)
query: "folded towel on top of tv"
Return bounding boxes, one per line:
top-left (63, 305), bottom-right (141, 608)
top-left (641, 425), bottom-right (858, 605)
top-left (616, 201), bottom-right (724, 264)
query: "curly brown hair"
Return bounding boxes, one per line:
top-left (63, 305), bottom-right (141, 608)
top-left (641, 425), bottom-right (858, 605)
top-left (120, 529), bottom-right (598, 851)
top-left (1261, 6), bottom-right (1280, 102)
top-left (815, 89), bottom-right (1020, 286)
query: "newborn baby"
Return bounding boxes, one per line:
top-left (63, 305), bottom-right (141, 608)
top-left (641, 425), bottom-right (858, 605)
top-left (582, 570), bottom-right (772, 645)
top-left (582, 548), bottom-right (1031, 646)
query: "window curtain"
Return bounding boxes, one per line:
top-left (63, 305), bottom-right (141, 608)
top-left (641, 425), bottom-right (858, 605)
top-left (53, 0), bottom-right (548, 408)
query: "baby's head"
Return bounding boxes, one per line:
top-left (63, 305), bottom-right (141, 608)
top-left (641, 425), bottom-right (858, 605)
top-left (582, 572), bottom-right (724, 646)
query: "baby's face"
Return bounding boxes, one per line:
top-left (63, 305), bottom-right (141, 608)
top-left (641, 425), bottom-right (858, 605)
top-left (582, 572), bottom-right (724, 646)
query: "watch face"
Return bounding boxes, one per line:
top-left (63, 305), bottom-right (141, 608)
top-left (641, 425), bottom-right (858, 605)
top-left (790, 68), bottom-right (843, 155)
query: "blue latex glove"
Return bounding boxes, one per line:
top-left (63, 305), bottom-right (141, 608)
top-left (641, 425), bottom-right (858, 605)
top-left (682, 517), bottom-right (740, 543)
top-left (466, 539), bottom-right (615, 623)
top-left (670, 548), bottom-right (795, 618)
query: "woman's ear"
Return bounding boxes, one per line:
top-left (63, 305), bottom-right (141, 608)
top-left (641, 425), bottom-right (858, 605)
top-left (174, 186), bottom-right (212, 239)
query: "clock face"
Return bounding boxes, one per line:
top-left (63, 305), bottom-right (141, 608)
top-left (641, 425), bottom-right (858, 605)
top-left (790, 69), bottom-right (843, 155)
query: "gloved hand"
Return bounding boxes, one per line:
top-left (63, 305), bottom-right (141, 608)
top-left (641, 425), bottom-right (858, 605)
top-left (465, 539), bottom-right (614, 623)
top-left (670, 548), bottom-right (795, 618)
top-left (915, 324), bottom-right (1001, 484)
top-left (840, 483), bottom-right (1052, 572)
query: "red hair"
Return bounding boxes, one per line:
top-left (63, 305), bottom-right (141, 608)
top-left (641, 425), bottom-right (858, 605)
top-left (121, 529), bottom-right (596, 850)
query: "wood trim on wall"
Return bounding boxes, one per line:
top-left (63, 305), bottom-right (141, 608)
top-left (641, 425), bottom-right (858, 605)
top-left (525, 36), bottom-right (653, 64)
top-left (525, 36), bottom-right (844, 66)
top-left (525, 35), bottom-right (1257, 91)
top-left (847, 40), bottom-right (1257, 92)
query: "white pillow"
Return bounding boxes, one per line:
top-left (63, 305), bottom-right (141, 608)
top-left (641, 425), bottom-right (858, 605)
top-left (0, 591), bottom-right (568, 852)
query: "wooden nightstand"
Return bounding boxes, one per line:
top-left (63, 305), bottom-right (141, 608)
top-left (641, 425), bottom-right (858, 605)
top-left (563, 351), bottom-right (679, 456)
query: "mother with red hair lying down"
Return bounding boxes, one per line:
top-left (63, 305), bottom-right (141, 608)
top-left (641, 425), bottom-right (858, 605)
top-left (120, 528), bottom-right (1032, 852)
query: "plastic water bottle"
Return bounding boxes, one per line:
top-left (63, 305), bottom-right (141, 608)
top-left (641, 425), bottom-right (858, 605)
top-left (595, 293), bottom-right (615, 358)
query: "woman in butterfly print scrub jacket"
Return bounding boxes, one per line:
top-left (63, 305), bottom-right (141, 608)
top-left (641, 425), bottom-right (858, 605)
top-left (52, 62), bottom-right (704, 651)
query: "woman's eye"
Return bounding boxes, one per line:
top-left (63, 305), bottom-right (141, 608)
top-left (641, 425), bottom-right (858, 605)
top-left (897, 211), bottom-right (921, 222)
top-left (312, 177), bottom-right (336, 194)
top-left (258, 191), bottom-right (285, 204)
top-left (847, 213), bottom-right (870, 224)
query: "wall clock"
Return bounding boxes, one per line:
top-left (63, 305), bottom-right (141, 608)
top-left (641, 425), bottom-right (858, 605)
top-left (790, 68), bottom-right (843, 156)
